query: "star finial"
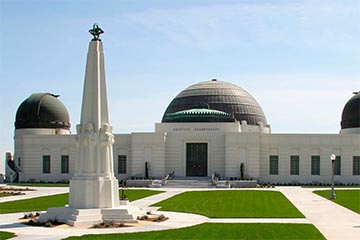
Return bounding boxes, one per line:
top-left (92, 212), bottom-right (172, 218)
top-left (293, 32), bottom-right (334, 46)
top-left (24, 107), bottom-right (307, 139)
top-left (89, 23), bottom-right (104, 41)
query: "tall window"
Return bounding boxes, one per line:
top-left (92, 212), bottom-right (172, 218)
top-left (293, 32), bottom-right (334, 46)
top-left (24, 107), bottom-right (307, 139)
top-left (18, 157), bottom-right (21, 167)
top-left (290, 155), bottom-right (299, 175)
top-left (118, 155), bottom-right (127, 174)
top-left (353, 156), bottom-right (360, 176)
top-left (269, 155), bottom-right (279, 175)
top-left (334, 156), bottom-right (341, 176)
top-left (61, 155), bottom-right (69, 174)
top-left (42, 155), bottom-right (51, 174)
top-left (311, 155), bottom-right (320, 175)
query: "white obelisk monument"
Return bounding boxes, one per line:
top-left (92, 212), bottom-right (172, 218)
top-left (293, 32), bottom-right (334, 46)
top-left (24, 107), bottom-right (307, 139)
top-left (69, 24), bottom-right (119, 209)
top-left (39, 24), bottom-right (138, 226)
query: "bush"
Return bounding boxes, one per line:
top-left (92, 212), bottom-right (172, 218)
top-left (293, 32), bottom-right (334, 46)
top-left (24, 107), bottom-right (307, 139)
top-left (44, 221), bottom-right (52, 227)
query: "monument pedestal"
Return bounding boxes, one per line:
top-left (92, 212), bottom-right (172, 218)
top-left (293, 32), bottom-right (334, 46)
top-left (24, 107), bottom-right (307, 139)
top-left (69, 176), bottom-right (120, 209)
top-left (38, 205), bottom-right (141, 227)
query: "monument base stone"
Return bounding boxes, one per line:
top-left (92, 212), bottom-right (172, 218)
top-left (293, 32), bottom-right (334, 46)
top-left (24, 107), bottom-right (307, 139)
top-left (39, 205), bottom-right (141, 227)
top-left (69, 176), bottom-right (120, 209)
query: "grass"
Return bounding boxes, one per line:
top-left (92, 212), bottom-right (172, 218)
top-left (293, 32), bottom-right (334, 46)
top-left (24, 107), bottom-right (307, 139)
top-left (0, 189), bottom-right (163, 214)
top-left (123, 189), bottom-right (164, 201)
top-left (0, 231), bottom-right (16, 240)
top-left (313, 189), bottom-right (360, 214)
top-left (0, 193), bottom-right (69, 214)
top-left (302, 185), bottom-right (360, 188)
top-left (63, 223), bottom-right (325, 240)
top-left (153, 190), bottom-right (304, 218)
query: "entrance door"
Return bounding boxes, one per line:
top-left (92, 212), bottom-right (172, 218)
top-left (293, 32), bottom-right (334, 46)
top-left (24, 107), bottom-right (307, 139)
top-left (186, 143), bottom-right (208, 176)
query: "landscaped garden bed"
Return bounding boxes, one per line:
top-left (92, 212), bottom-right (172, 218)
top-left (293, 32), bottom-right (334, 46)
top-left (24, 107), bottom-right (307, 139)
top-left (0, 186), bottom-right (34, 197)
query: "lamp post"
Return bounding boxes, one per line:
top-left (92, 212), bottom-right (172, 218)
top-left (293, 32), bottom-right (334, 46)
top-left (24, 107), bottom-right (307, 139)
top-left (330, 154), bottom-right (336, 200)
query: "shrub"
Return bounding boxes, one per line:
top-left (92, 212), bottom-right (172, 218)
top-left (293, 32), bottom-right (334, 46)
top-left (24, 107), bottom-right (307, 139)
top-left (44, 221), bottom-right (52, 227)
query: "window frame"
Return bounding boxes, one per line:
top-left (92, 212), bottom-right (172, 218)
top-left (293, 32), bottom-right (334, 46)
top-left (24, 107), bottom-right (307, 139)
top-left (269, 155), bottom-right (279, 175)
top-left (290, 155), bottom-right (299, 175)
top-left (311, 155), bottom-right (320, 175)
top-left (42, 155), bottom-right (51, 174)
top-left (334, 156), bottom-right (341, 176)
top-left (118, 155), bottom-right (127, 174)
top-left (61, 155), bottom-right (69, 174)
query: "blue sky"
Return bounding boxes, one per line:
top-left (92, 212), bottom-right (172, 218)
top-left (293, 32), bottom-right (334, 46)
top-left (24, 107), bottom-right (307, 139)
top-left (0, 0), bottom-right (359, 173)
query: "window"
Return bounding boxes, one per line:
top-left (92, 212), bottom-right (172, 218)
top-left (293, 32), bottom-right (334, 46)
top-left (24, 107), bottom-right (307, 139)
top-left (18, 157), bottom-right (21, 167)
top-left (290, 155), bottom-right (299, 175)
top-left (118, 155), bottom-right (127, 174)
top-left (269, 155), bottom-right (279, 175)
top-left (353, 156), bottom-right (360, 175)
top-left (61, 155), bottom-right (69, 174)
top-left (42, 155), bottom-right (51, 174)
top-left (311, 155), bottom-right (320, 175)
top-left (334, 156), bottom-right (341, 176)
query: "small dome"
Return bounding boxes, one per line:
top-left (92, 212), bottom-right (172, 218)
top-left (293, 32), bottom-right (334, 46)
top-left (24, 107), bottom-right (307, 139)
top-left (341, 92), bottom-right (360, 130)
top-left (164, 106), bottom-right (236, 123)
top-left (15, 93), bottom-right (71, 130)
top-left (162, 79), bottom-right (267, 125)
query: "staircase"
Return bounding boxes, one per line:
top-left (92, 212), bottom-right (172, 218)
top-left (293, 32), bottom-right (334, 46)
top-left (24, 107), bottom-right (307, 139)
top-left (6, 156), bottom-right (21, 183)
top-left (163, 177), bottom-right (214, 188)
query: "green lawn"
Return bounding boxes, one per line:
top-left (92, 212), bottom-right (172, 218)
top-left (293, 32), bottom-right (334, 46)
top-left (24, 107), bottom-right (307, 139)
top-left (0, 231), bottom-right (16, 240)
top-left (63, 223), bottom-right (325, 240)
top-left (153, 190), bottom-right (304, 218)
top-left (313, 189), bottom-right (360, 214)
top-left (0, 189), bottom-right (163, 214)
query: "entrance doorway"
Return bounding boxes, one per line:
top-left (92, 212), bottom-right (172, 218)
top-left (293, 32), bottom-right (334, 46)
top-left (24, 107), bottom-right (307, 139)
top-left (186, 143), bottom-right (208, 176)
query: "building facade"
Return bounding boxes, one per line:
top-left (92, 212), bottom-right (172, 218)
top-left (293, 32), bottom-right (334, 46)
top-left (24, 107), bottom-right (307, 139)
top-left (5, 32), bottom-right (360, 185)
top-left (6, 79), bottom-right (360, 185)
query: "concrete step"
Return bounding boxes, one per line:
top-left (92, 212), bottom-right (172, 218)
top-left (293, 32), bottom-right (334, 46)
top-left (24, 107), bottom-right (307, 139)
top-left (163, 179), bottom-right (214, 188)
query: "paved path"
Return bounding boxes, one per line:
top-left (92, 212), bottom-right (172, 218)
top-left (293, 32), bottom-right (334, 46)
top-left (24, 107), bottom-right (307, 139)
top-left (0, 186), bottom-right (359, 239)
top-left (278, 187), bottom-right (360, 240)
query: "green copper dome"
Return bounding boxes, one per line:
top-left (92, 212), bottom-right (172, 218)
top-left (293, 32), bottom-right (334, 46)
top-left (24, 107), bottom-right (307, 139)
top-left (164, 103), bottom-right (236, 123)
top-left (15, 93), bottom-right (71, 130)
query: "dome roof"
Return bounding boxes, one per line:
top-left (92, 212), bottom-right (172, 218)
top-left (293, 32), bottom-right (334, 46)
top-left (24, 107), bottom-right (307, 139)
top-left (341, 92), bottom-right (360, 130)
top-left (15, 93), bottom-right (71, 130)
top-left (162, 79), bottom-right (267, 125)
top-left (164, 103), bottom-right (236, 123)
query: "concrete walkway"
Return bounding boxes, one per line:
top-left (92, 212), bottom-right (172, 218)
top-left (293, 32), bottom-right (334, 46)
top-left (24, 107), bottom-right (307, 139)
top-left (278, 187), bottom-right (360, 240)
top-left (0, 186), bottom-right (359, 239)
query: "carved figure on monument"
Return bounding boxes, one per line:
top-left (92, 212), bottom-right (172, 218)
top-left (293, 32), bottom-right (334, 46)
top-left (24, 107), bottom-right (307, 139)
top-left (100, 123), bottom-right (114, 175)
top-left (84, 123), bottom-right (96, 173)
top-left (74, 125), bottom-right (82, 174)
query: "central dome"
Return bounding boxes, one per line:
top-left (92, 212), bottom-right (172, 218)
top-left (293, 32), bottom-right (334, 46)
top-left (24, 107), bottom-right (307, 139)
top-left (162, 79), bottom-right (267, 125)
